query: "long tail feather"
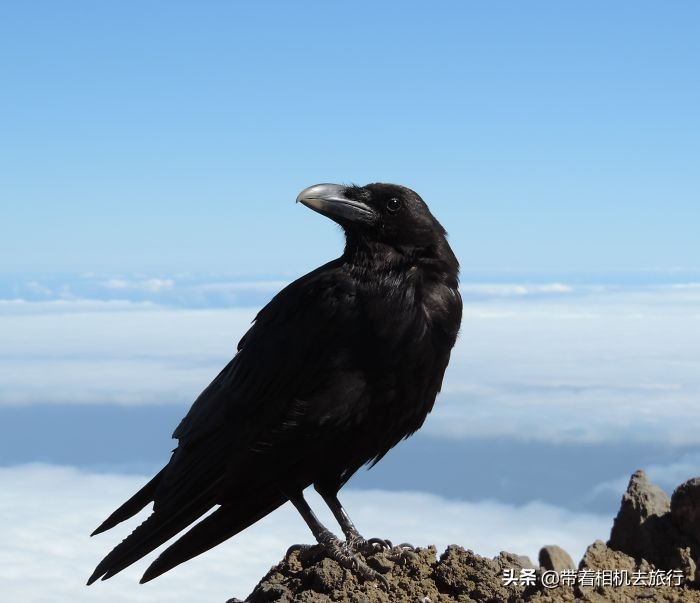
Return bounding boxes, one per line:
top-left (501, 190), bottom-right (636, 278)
top-left (141, 490), bottom-right (287, 583)
top-left (91, 467), bottom-right (166, 537)
top-left (87, 480), bottom-right (220, 585)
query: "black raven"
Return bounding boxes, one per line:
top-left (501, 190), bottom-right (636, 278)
top-left (88, 182), bottom-right (462, 587)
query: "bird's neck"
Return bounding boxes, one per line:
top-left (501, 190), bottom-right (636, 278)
top-left (342, 236), bottom-right (459, 288)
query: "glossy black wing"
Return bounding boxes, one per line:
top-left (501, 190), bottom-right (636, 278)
top-left (88, 260), bottom-right (367, 583)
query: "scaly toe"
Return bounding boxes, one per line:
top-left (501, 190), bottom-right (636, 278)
top-left (317, 535), bottom-right (391, 588)
top-left (347, 535), bottom-right (393, 555)
top-left (387, 543), bottom-right (420, 564)
top-left (366, 537), bottom-right (393, 550)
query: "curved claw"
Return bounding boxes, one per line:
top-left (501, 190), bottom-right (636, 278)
top-left (347, 535), bottom-right (394, 555)
top-left (285, 543), bottom-right (305, 557)
top-left (387, 543), bottom-right (420, 565)
top-left (353, 560), bottom-right (390, 591)
top-left (366, 537), bottom-right (392, 550)
top-left (285, 542), bottom-right (324, 564)
top-left (311, 533), bottom-right (391, 589)
top-left (375, 572), bottom-right (390, 591)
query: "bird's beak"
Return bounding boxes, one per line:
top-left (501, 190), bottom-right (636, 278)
top-left (296, 183), bottom-right (375, 225)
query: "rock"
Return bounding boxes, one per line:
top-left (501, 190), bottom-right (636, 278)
top-left (244, 544), bottom-right (534, 602)
top-left (501, 550), bottom-right (537, 569)
top-left (672, 478), bottom-right (700, 541)
top-left (580, 539), bottom-right (638, 572)
top-left (238, 471), bottom-right (700, 602)
top-left (611, 470), bottom-right (670, 528)
top-left (307, 557), bottom-right (345, 593)
top-left (677, 546), bottom-right (699, 583)
top-left (242, 537), bottom-right (700, 602)
top-left (433, 545), bottom-right (531, 601)
top-left (608, 469), bottom-right (677, 565)
top-left (366, 554), bottom-right (394, 574)
top-left (539, 545), bottom-right (576, 571)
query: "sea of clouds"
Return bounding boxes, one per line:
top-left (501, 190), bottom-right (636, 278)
top-left (1, 464), bottom-right (609, 603)
top-left (1, 273), bottom-right (699, 602)
top-left (2, 274), bottom-right (699, 444)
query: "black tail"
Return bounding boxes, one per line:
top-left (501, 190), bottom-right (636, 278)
top-left (91, 467), bottom-right (167, 537)
top-left (87, 479), bottom-right (220, 585)
top-left (140, 488), bottom-right (287, 583)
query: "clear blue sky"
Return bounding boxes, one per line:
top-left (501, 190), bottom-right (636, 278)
top-left (2, 1), bottom-right (698, 275)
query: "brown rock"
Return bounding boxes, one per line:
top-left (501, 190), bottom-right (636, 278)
top-left (243, 538), bottom-right (700, 603)
top-left (501, 550), bottom-right (537, 569)
top-left (608, 469), bottom-right (677, 566)
top-left (238, 470), bottom-right (700, 602)
top-left (539, 545), bottom-right (576, 571)
top-left (306, 557), bottom-right (345, 593)
top-left (366, 554), bottom-right (394, 574)
top-left (672, 477), bottom-right (700, 541)
top-left (579, 539), bottom-right (638, 572)
top-left (676, 546), bottom-right (699, 583)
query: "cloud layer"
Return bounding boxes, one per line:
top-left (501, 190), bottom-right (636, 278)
top-left (0, 464), bottom-right (610, 603)
top-left (2, 279), bottom-right (699, 445)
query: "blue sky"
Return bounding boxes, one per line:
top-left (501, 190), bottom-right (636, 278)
top-left (2, 3), bottom-right (700, 602)
top-left (2, 1), bottom-right (699, 274)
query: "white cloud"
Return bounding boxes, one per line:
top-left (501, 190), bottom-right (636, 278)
top-left (193, 280), bottom-right (289, 293)
top-left (0, 464), bottom-right (610, 603)
top-left (671, 283), bottom-right (700, 290)
top-left (1, 285), bottom-right (699, 446)
top-left (460, 283), bottom-right (573, 297)
top-left (428, 293), bottom-right (700, 445)
top-left (102, 279), bottom-right (174, 292)
top-left (0, 308), bottom-right (255, 406)
top-left (0, 299), bottom-right (160, 315)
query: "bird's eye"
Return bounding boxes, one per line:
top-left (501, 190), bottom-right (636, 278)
top-left (386, 198), bottom-right (402, 214)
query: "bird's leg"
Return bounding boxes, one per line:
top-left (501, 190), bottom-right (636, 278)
top-left (316, 489), bottom-right (392, 554)
top-left (315, 485), bottom-right (419, 564)
top-left (286, 490), bottom-right (389, 589)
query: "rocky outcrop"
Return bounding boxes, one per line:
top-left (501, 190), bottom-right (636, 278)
top-left (230, 471), bottom-right (700, 602)
top-left (539, 545), bottom-right (576, 572)
top-left (672, 477), bottom-right (700, 541)
top-left (608, 470), bottom-right (700, 583)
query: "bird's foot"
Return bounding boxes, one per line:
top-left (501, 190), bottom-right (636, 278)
top-left (289, 531), bottom-right (390, 590)
top-left (344, 530), bottom-right (418, 564)
top-left (386, 542), bottom-right (420, 565)
top-left (285, 542), bottom-right (322, 563)
top-left (346, 534), bottom-right (393, 556)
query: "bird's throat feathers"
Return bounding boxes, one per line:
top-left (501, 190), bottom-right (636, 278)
top-left (342, 232), bottom-right (460, 288)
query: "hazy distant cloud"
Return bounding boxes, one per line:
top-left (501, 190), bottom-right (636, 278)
top-left (0, 308), bottom-right (255, 406)
top-left (432, 293), bottom-right (700, 444)
top-left (0, 464), bottom-right (610, 603)
top-left (460, 283), bottom-right (573, 297)
top-left (193, 280), bottom-right (289, 293)
top-left (671, 283), bottom-right (700, 290)
top-left (23, 280), bottom-right (54, 296)
top-left (0, 275), bottom-right (288, 309)
top-left (102, 278), bottom-right (174, 292)
top-left (427, 383), bottom-right (700, 445)
top-left (0, 299), bottom-right (159, 315)
top-left (6, 273), bottom-right (700, 310)
top-left (1, 282), bottom-right (699, 446)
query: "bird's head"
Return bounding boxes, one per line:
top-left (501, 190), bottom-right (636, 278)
top-left (297, 182), bottom-right (458, 273)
